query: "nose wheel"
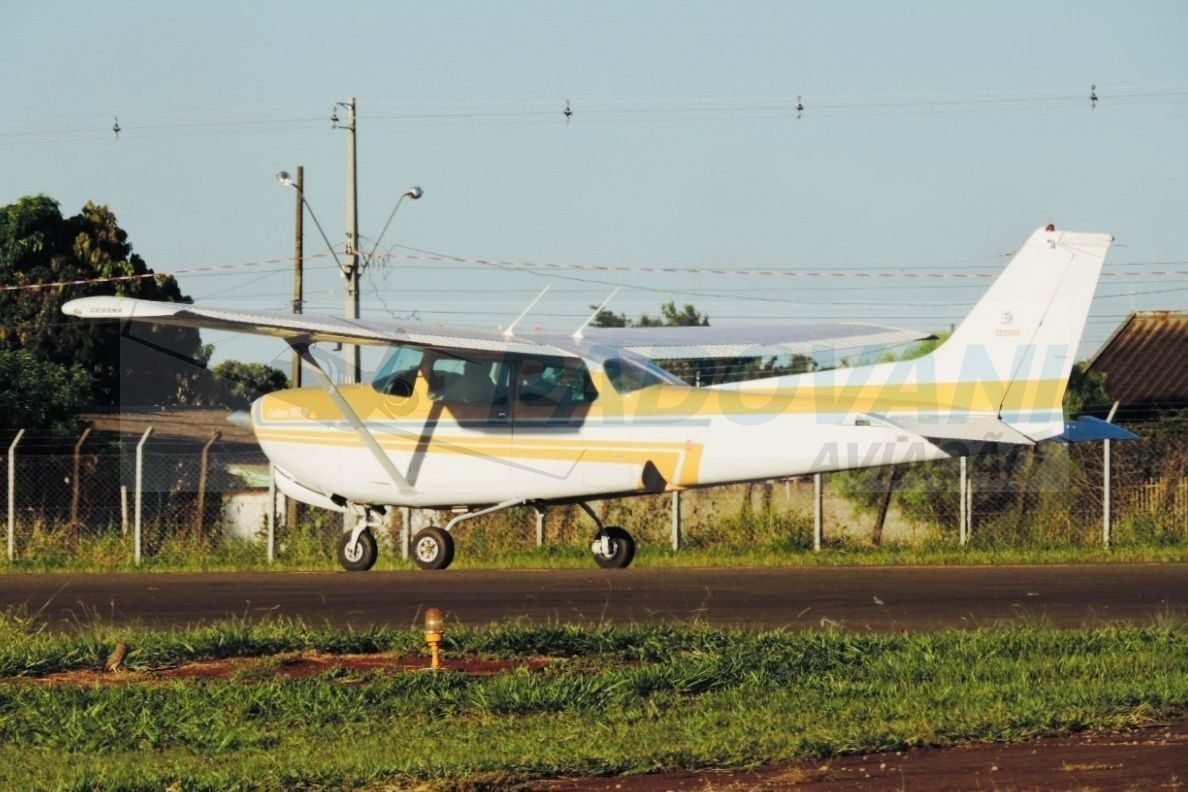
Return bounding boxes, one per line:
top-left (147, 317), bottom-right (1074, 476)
top-left (336, 528), bottom-right (379, 571)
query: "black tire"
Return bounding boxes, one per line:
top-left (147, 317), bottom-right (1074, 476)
top-left (412, 526), bottom-right (455, 571)
top-left (336, 529), bottom-right (378, 572)
top-left (591, 526), bottom-right (635, 569)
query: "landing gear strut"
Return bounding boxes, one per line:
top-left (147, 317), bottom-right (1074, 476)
top-left (579, 502), bottom-right (635, 569)
top-left (411, 498), bottom-right (528, 572)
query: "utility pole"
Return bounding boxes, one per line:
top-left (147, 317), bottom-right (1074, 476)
top-left (287, 166), bottom-right (306, 535)
top-left (341, 97), bottom-right (361, 384)
top-left (291, 165), bottom-right (304, 388)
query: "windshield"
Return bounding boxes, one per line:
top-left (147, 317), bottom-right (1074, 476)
top-left (372, 345), bottom-right (424, 396)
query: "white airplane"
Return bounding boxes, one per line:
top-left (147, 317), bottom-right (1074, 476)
top-left (64, 225), bottom-right (1130, 571)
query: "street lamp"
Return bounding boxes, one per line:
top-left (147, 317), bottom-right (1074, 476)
top-left (276, 172), bottom-right (423, 384)
top-left (363, 186), bottom-right (423, 270)
top-left (276, 171), bottom-right (346, 276)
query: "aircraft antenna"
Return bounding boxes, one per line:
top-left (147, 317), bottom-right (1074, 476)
top-left (572, 287), bottom-right (620, 341)
top-left (502, 284), bottom-right (551, 338)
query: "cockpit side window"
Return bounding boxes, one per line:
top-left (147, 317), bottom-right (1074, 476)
top-left (429, 353), bottom-right (510, 406)
top-left (372, 345), bottom-right (424, 397)
top-left (602, 357), bottom-right (673, 394)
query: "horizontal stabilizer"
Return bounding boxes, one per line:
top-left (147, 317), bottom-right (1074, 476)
top-left (871, 413), bottom-right (1037, 445)
top-left (1057, 416), bottom-right (1139, 443)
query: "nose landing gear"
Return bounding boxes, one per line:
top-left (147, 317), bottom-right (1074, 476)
top-left (337, 505), bottom-right (384, 571)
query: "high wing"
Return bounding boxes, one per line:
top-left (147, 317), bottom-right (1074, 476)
top-left (62, 296), bottom-right (575, 357)
top-left (569, 323), bottom-right (931, 359)
top-left (64, 296), bottom-right (929, 362)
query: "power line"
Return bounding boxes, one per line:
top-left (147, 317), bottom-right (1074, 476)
top-left (3, 84), bottom-right (1188, 145)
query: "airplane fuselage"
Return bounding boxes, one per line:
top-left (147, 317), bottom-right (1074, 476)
top-left (253, 351), bottom-right (1068, 510)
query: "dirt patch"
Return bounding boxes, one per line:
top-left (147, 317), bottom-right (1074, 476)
top-left (528, 722), bottom-right (1188, 790)
top-left (15, 652), bottom-right (554, 686)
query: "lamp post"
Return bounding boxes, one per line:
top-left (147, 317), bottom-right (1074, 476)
top-left (363, 186), bottom-right (424, 270)
top-left (276, 171), bottom-right (345, 273)
top-left (276, 171), bottom-right (422, 384)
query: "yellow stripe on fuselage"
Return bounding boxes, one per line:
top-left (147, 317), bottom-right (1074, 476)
top-left (258, 376), bottom-right (1067, 426)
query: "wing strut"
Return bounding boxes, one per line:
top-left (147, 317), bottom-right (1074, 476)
top-left (290, 342), bottom-right (417, 496)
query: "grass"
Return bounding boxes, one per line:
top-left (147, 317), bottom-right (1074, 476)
top-left (4, 531), bottom-right (1188, 574)
top-left (6, 478), bottom-right (1187, 572)
top-left (0, 613), bottom-right (1186, 789)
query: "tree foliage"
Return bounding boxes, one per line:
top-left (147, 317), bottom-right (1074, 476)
top-left (210, 360), bottom-right (290, 409)
top-left (589, 300), bottom-right (710, 329)
top-left (590, 300), bottom-right (812, 385)
top-left (0, 195), bottom-right (209, 407)
top-left (0, 349), bottom-right (91, 437)
top-left (835, 336), bottom-right (1115, 536)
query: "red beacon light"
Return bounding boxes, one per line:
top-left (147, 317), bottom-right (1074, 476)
top-left (1045, 223), bottom-right (1056, 232)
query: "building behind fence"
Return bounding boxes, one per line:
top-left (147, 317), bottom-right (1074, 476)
top-left (3, 410), bottom-right (1186, 565)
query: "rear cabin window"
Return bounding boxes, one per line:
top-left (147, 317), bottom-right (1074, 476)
top-left (602, 357), bottom-right (672, 394)
top-left (516, 357), bottom-right (598, 406)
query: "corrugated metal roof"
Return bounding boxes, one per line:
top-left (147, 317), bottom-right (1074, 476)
top-left (1087, 311), bottom-right (1188, 409)
top-left (81, 407), bottom-right (259, 450)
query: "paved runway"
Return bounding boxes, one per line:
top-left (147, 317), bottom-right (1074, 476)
top-left (2, 564), bottom-right (1185, 631)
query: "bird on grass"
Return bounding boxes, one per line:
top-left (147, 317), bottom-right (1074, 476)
top-left (104, 642), bottom-right (128, 672)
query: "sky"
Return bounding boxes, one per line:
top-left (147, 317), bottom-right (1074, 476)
top-left (2, 1), bottom-right (1187, 375)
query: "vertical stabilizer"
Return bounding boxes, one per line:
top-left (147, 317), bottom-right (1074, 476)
top-left (926, 225), bottom-right (1113, 439)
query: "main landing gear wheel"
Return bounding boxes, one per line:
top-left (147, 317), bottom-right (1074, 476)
top-left (412, 526), bottom-right (455, 571)
top-left (336, 528), bottom-right (378, 572)
top-left (591, 526), bottom-right (635, 569)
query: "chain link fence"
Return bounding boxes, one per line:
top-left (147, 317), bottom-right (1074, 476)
top-left (3, 419), bottom-right (1186, 566)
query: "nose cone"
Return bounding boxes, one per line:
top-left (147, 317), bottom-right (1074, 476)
top-left (227, 410), bottom-right (252, 431)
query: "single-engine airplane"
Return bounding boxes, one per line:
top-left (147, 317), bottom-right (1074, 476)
top-left (64, 225), bottom-right (1132, 571)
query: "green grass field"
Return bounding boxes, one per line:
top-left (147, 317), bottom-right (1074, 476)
top-left (1, 613), bottom-right (1186, 790)
top-left (5, 534), bottom-right (1188, 574)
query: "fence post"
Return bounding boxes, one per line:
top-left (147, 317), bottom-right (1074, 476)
top-left (134, 427), bottom-right (153, 566)
top-left (194, 431), bottom-right (221, 539)
top-left (967, 470), bottom-right (974, 543)
top-left (7, 429), bottom-right (25, 562)
top-left (535, 506), bottom-right (546, 548)
top-left (813, 473), bottom-right (823, 552)
top-left (70, 425), bottom-right (92, 530)
top-left (1103, 401), bottom-right (1120, 547)
top-left (671, 490), bottom-right (682, 551)
top-left (400, 507), bottom-right (411, 560)
top-left (267, 463), bottom-right (276, 564)
top-left (959, 456), bottom-right (968, 546)
top-left (120, 485), bottom-right (129, 536)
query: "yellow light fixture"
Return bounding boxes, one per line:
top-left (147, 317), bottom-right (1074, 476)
top-left (424, 607), bottom-right (444, 670)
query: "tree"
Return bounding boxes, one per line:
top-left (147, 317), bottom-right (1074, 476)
top-left (0, 350), bottom-right (91, 437)
top-left (210, 360), bottom-right (290, 409)
top-left (590, 300), bottom-right (814, 385)
top-left (1064, 361), bottom-right (1111, 416)
top-left (835, 336), bottom-right (1113, 542)
top-left (588, 300), bottom-right (708, 329)
top-left (0, 195), bottom-right (209, 407)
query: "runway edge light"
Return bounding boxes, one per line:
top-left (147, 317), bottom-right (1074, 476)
top-left (424, 608), bottom-right (444, 671)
